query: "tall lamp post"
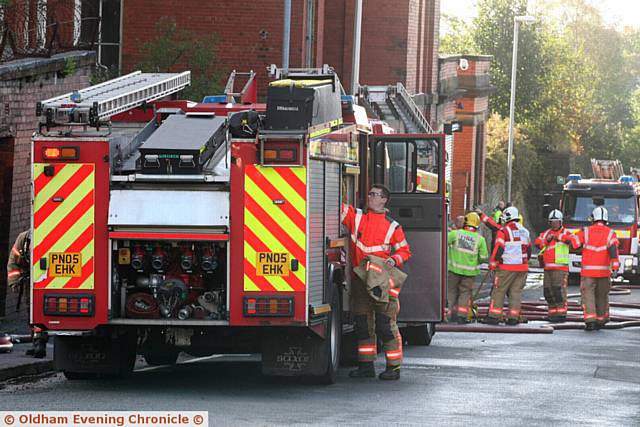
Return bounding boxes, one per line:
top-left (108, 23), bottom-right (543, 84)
top-left (506, 15), bottom-right (536, 202)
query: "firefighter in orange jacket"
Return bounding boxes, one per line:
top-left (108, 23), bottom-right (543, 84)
top-left (485, 206), bottom-right (531, 325)
top-left (341, 184), bottom-right (412, 380)
top-left (574, 206), bottom-right (620, 331)
top-left (534, 209), bottom-right (575, 323)
top-left (6, 230), bottom-right (47, 358)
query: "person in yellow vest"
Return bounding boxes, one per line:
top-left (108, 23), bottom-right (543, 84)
top-left (447, 212), bottom-right (488, 323)
top-left (534, 210), bottom-right (576, 323)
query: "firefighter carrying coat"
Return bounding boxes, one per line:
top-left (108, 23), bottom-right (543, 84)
top-left (574, 207), bottom-right (620, 330)
top-left (534, 219), bottom-right (575, 322)
top-left (341, 203), bottom-right (411, 371)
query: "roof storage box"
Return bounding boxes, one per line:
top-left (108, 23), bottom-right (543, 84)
top-left (265, 79), bottom-right (342, 132)
top-left (138, 114), bottom-right (226, 174)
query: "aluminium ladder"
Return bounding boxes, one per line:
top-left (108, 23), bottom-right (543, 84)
top-left (37, 71), bottom-right (191, 128)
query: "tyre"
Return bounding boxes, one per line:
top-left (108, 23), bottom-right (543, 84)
top-left (402, 323), bottom-right (434, 346)
top-left (143, 348), bottom-right (180, 366)
top-left (318, 291), bottom-right (341, 384)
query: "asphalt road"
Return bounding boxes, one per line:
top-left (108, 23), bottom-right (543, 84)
top-left (0, 275), bottom-right (639, 427)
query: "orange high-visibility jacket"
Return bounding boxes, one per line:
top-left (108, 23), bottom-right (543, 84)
top-left (490, 221), bottom-right (530, 272)
top-left (535, 227), bottom-right (575, 272)
top-left (575, 223), bottom-right (620, 278)
top-left (341, 204), bottom-right (412, 269)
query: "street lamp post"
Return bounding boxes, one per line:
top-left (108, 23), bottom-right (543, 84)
top-left (506, 15), bottom-right (536, 202)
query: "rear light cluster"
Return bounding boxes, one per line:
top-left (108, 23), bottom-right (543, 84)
top-left (42, 146), bottom-right (79, 160)
top-left (263, 148), bottom-right (297, 163)
top-left (44, 294), bottom-right (95, 316)
top-left (244, 296), bottom-right (294, 317)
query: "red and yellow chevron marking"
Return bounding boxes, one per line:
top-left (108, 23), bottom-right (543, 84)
top-left (244, 165), bottom-right (306, 292)
top-left (32, 163), bottom-right (95, 290)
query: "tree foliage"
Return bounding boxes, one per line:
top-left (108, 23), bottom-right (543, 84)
top-left (136, 17), bottom-right (223, 102)
top-left (442, 0), bottom-right (640, 231)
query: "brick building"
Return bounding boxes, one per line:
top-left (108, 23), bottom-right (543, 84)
top-left (438, 55), bottom-right (494, 218)
top-left (0, 51), bottom-right (96, 320)
top-left (119, 0), bottom-right (440, 106)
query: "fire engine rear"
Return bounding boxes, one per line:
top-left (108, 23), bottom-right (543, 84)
top-left (30, 67), bottom-right (446, 382)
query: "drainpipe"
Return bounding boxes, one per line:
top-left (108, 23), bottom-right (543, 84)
top-left (351, 0), bottom-right (363, 95)
top-left (283, 0), bottom-right (292, 69)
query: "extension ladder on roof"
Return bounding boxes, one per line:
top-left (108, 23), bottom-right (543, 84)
top-left (37, 71), bottom-right (191, 128)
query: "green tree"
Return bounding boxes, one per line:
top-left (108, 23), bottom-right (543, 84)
top-left (136, 17), bottom-right (223, 102)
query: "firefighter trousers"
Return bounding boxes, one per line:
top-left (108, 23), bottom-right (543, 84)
top-left (488, 270), bottom-right (527, 321)
top-left (543, 270), bottom-right (568, 317)
top-left (447, 272), bottom-right (474, 320)
top-left (351, 276), bottom-right (402, 368)
top-left (580, 276), bottom-right (611, 324)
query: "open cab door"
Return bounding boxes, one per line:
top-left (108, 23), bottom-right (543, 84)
top-left (367, 134), bottom-right (446, 344)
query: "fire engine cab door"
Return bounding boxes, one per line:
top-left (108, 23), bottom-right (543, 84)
top-left (369, 134), bottom-right (445, 322)
top-left (32, 163), bottom-right (95, 289)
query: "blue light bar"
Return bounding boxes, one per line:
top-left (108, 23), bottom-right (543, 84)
top-left (202, 95), bottom-right (227, 104)
top-left (567, 174), bottom-right (582, 182)
top-left (619, 175), bottom-right (636, 183)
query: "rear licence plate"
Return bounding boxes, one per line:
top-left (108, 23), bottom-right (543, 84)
top-left (256, 252), bottom-right (290, 276)
top-left (49, 252), bottom-right (82, 277)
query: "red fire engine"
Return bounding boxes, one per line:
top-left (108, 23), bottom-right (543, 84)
top-left (30, 67), bottom-right (446, 382)
top-left (561, 159), bottom-right (640, 283)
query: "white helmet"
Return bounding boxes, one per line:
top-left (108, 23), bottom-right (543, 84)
top-left (502, 206), bottom-right (520, 223)
top-left (548, 209), bottom-right (563, 223)
top-left (592, 206), bottom-right (608, 222)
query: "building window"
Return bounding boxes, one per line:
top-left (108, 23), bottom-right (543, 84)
top-left (80, 0), bottom-right (121, 72)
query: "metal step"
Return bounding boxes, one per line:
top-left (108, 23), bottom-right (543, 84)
top-left (37, 71), bottom-right (191, 127)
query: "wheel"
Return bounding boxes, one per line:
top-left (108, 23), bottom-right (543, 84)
top-left (143, 348), bottom-right (180, 366)
top-left (402, 323), bottom-right (434, 346)
top-left (318, 291), bottom-right (341, 384)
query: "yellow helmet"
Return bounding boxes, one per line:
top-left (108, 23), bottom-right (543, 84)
top-left (464, 212), bottom-right (481, 228)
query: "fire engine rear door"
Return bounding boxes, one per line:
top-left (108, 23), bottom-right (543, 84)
top-left (369, 134), bottom-right (446, 322)
top-left (32, 163), bottom-right (95, 289)
top-left (243, 165), bottom-right (307, 293)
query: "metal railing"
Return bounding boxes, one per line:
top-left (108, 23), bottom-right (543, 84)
top-left (394, 82), bottom-right (434, 134)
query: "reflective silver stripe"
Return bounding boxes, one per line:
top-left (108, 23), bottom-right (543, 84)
top-left (582, 265), bottom-right (609, 270)
top-left (584, 227), bottom-right (589, 242)
top-left (356, 240), bottom-right (390, 253)
top-left (352, 209), bottom-right (363, 243)
top-left (584, 245), bottom-right (608, 252)
top-left (545, 263), bottom-right (568, 267)
top-left (340, 204), bottom-right (349, 222)
top-left (384, 221), bottom-right (399, 245)
top-left (392, 254), bottom-right (404, 265)
top-left (450, 262), bottom-right (478, 271)
top-left (393, 240), bottom-right (408, 250)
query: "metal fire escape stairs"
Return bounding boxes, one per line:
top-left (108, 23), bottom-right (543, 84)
top-left (359, 83), bottom-right (434, 134)
top-left (36, 70), bottom-right (191, 130)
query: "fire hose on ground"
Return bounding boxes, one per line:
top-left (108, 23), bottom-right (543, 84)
top-left (436, 271), bottom-right (640, 333)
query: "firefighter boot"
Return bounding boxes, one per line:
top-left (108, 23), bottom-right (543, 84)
top-left (584, 322), bottom-right (597, 331)
top-left (378, 366), bottom-right (400, 381)
top-left (349, 362), bottom-right (375, 378)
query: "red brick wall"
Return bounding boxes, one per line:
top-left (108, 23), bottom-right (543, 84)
top-left (0, 53), bottom-right (95, 322)
top-left (120, 0), bottom-right (307, 98)
top-left (451, 126), bottom-right (475, 217)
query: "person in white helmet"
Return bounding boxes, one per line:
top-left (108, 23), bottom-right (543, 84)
top-left (485, 206), bottom-right (531, 325)
top-left (534, 210), bottom-right (578, 322)
top-left (573, 206), bottom-right (620, 331)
